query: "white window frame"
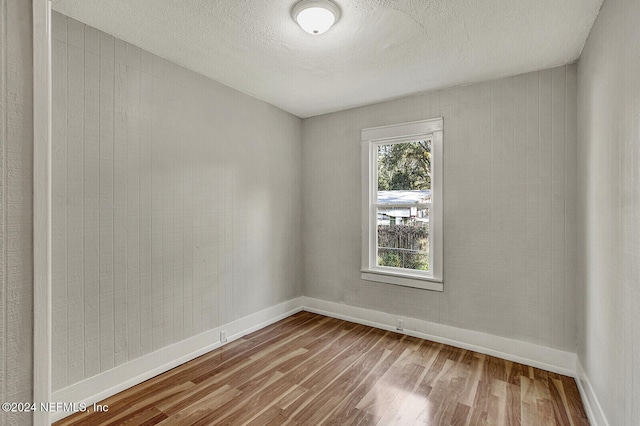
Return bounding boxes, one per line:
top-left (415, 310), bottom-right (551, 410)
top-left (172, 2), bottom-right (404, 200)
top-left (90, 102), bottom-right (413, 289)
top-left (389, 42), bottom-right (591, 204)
top-left (361, 118), bottom-right (443, 291)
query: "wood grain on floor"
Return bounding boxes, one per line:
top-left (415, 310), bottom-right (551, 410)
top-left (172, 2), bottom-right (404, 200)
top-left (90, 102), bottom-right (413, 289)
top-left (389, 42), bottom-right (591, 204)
top-left (54, 312), bottom-right (589, 425)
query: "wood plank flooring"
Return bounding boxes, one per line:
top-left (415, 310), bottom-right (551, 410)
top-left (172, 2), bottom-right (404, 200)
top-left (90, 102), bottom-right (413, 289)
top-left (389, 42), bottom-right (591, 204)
top-left (54, 312), bottom-right (589, 425)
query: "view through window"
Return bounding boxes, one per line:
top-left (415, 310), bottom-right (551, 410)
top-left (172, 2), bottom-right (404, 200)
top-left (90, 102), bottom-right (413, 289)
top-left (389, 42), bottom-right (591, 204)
top-left (376, 140), bottom-right (431, 272)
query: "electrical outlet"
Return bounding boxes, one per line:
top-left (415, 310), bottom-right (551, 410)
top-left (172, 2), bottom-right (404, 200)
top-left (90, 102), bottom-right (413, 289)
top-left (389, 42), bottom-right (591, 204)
top-left (220, 330), bottom-right (228, 343)
top-left (397, 319), bottom-right (404, 331)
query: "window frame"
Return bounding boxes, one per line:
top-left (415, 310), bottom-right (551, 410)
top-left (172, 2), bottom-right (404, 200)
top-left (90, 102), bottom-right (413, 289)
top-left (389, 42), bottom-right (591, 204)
top-left (361, 118), bottom-right (444, 291)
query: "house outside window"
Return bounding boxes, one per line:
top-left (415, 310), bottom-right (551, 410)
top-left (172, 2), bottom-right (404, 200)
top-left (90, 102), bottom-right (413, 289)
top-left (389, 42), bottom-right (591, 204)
top-left (360, 118), bottom-right (443, 291)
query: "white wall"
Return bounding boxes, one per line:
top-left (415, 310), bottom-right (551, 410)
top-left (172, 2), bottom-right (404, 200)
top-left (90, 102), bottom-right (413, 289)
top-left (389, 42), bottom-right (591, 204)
top-left (51, 12), bottom-right (303, 391)
top-left (0, 0), bottom-right (34, 425)
top-left (303, 65), bottom-right (578, 353)
top-left (577, 0), bottom-right (640, 423)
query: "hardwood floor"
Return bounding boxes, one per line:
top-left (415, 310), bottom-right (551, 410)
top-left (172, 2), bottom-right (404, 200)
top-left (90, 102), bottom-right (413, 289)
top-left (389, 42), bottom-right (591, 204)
top-left (54, 312), bottom-right (589, 425)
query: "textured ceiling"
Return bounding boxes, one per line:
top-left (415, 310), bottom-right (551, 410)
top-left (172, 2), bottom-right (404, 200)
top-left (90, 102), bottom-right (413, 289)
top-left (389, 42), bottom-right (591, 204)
top-left (52, 0), bottom-right (603, 118)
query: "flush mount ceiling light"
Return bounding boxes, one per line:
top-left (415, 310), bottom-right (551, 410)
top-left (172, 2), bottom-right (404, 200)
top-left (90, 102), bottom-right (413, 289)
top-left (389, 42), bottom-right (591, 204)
top-left (292, 0), bottom-right (341, 35)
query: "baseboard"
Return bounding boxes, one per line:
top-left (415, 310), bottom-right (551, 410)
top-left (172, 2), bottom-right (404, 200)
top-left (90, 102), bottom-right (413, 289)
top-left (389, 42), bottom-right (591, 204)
top-left (51, 295), bottom-right (582, 423)
top-left (50, 297), bottom-right (303, 423)
top-left (302, 297), bottom-right (577, 377)
top-left (575, 358), bottom-right (609, 426)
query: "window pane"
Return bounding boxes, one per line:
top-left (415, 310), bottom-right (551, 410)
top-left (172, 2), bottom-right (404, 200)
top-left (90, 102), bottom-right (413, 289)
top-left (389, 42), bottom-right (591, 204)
top-left (377, 140), bottom-right (431, 196)
top-left (377, 206), bottom-right (429, 271)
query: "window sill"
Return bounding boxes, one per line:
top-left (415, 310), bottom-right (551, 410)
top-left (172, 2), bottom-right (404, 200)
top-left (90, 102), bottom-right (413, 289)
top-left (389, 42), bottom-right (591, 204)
top-left (360, 269), bottom-right (443, 292)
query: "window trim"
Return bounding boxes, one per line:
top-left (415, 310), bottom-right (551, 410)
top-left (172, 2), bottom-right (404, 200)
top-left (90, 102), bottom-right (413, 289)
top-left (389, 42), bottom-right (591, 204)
top-left (361, 118), bottom-right (443, 291)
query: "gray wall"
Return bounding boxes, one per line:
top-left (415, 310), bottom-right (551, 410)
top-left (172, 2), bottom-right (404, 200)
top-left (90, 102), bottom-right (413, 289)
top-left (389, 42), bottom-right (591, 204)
top-left (0, 0), bottom-right (34, 425)
top-left (11, 4), bottom-right (635, 422)
top-left (51, 12), bottom-right (303, 391)
top-left (577, 0), bottom-right (640, 423)
top-left (303, 65), bottom-right (578, 352)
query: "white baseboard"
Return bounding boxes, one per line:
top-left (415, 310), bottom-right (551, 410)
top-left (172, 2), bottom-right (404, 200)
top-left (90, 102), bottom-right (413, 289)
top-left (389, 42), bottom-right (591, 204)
top-left (51, 297), bottom-right (303, 423)
top-left (51, 295), bottom-right (585, 424)
top-left (302, 297), bottom-right (577, 377)
top-left (575, 358), bottom-right (609, 426)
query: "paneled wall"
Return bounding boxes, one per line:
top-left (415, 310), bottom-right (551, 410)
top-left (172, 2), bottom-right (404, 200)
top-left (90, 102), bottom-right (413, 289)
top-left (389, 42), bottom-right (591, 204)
top-left (577, 0), bottom-right (640, 423)
top-left (51, 12), bottom-right (303, 391)
top-left (0, 0), bottom-right (34, 425)
top-left (303, 65), bottom-right (578, 352)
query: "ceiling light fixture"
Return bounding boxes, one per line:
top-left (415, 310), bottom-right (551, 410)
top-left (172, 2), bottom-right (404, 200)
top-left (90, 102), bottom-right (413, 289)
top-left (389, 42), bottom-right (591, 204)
top-left (292, 0), bottom-right (341, 35)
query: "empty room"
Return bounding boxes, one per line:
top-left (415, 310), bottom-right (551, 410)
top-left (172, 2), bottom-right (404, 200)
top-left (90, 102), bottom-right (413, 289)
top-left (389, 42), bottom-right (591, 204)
top-left (1, 0), bottom-right (639, 424)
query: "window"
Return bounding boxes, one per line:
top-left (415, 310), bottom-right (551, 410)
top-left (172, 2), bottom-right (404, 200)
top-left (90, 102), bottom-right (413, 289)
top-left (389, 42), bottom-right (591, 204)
top-left (361, 118), bottom-right (443, 291)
